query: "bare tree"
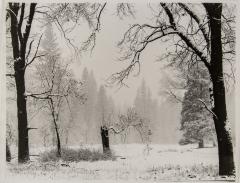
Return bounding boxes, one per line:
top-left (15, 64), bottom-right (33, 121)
top-left (6, 2), bottom-right (108, 162)
top-left (27, 57), bottom-right (83, 157)
top-left (6, 3), bottom-right (45, 163)
top-left (111, 3), bottom-right (235, 175)
top-left (102, 108), bottom-right (151, 153)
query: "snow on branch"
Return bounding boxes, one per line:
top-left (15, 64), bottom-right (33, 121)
top-left (110, 3), bottom-right (211, 86)
top-left (161, 3), bottom-right (210, 69)
top-left (178, 3), bottom-right (209, 45)
top-left (81, 2), bottom-right (107, 53)
top-left (197, 98), bottom-right (218, 119)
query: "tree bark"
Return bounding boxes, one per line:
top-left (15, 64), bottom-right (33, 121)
top-left (49, 99), bottom-right (61, 157)
top-left (15, 68), bottom-right (30, 162)
top-left (100, 126), bottom-right (110, 154)
top-left (204, 3), bottom-right (235, 175)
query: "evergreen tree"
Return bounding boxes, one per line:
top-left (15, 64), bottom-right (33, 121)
top-left (80, 68), bottom-right (98, 143)
top-left (133, 80), bottom-right (156, 143)
top-left (180, 65), bottom-right (216, 148)
top-left (96, 85), bottom-right (109, 125)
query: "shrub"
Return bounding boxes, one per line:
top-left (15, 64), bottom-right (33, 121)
top-left (40, 147), bottom-right (116, 162)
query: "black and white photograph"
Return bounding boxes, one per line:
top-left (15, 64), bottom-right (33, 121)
top-left (0, 1), bottom-right (239, 182)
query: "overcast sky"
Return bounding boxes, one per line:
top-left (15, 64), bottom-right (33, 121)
top-left (30, 3), bottom-right (235, 107)
top-left (43, 3), bottom-right (173, 107)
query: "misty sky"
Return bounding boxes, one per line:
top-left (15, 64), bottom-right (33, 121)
top-left (35, 3), bottom-right (174, 106)
top-left (30, 2), bottom-right (235, 108)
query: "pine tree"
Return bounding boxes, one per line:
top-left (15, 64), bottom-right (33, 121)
top-left (133, 80), bottom-right (155, 143)
top-left (80, 68), bottom-right (98, 143)
top-left (96, 85), bottom-right (109, 125)
top-left (180, 65), bottom-right (216, 148)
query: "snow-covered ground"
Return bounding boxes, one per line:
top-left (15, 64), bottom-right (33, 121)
top-left (4, 144), bottom-right (235, 183)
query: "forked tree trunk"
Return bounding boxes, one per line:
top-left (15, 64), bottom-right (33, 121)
top-left (204, 3), bottom-right (235, 175)
top-left (8, 3), bottom-right (36, 163)
top-left (100, 126), bottom-right (110, 154)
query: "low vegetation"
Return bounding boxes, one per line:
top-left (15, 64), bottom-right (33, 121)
top-left (40, 148), bottom-right (116, 162)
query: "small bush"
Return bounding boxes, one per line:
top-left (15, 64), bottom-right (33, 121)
top-left (40, 148), bottom-right (116, 162)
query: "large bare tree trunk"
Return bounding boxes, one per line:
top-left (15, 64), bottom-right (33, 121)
top-left (204, 3), bottom-right (235, 175)
top-left (8, 3), bottom-right (36, 163)
top-left (15, 68), bottom-right (30, 162)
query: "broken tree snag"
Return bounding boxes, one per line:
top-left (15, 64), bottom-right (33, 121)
top-left (100, 126), bottom-right (110, 154)
top-left (198, 139), bottom-right (204, 148)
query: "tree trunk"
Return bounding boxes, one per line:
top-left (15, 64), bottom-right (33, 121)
top-left (100, 126), bottom-right (110, 154)
top-left (49, 99), bottom-right (61, 157)
top-left (204, 3), bottom-right (235, 175)
top-left (6, 140), bottom-right (11, 162)
top-left (52, 114), bottom-right (61, 157)
top-left (9, 3), bottom-right (36, 163)
top-left (15, 68), bottom-right (30, 163)
top-left (55, 126), bottom-right (61, 157)
top-left (9, 3), bottom-right (30, 163)
top-left (198, 139), bottom-right (204, 148)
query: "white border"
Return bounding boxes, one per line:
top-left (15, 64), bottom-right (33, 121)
top-left (0, 0), bottom-right (239, 182)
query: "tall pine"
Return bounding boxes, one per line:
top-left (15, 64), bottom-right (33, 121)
top-left (180, 64), bottom-right (216, 148)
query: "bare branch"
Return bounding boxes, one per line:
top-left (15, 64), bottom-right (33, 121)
top-left (27, 127), bottom-right (38, 130)
top-left (165, 89), bottom-right (183, 103)
top-left (178, 3), bottom-right (209, 45)
top-left (25, 39), bottom-right (34, 60)
top-left (25, 34), bottom-right (44, 68)
top-left (108, 126), bottom-right (125, 134)
top-left (161, 3), bottom-right (210, 69)
top-left (197, 99), bottom-right (218, 119)
top-left (81, 3), bottom-right (107, 53)
top-left (6, 74), bottom-right (15, 77)
top-left (116, 3), bottom-right (135, 19)
top-left (18, 3), bottom-right (25, 43)
top-left (22, 3), bottom-right (37, 49)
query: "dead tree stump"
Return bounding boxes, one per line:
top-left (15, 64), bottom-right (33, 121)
top-left (100, 126), bottom-right (110, 154)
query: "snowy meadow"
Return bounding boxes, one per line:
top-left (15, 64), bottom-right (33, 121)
top-left (6, 144), bottom-right (235, 182)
